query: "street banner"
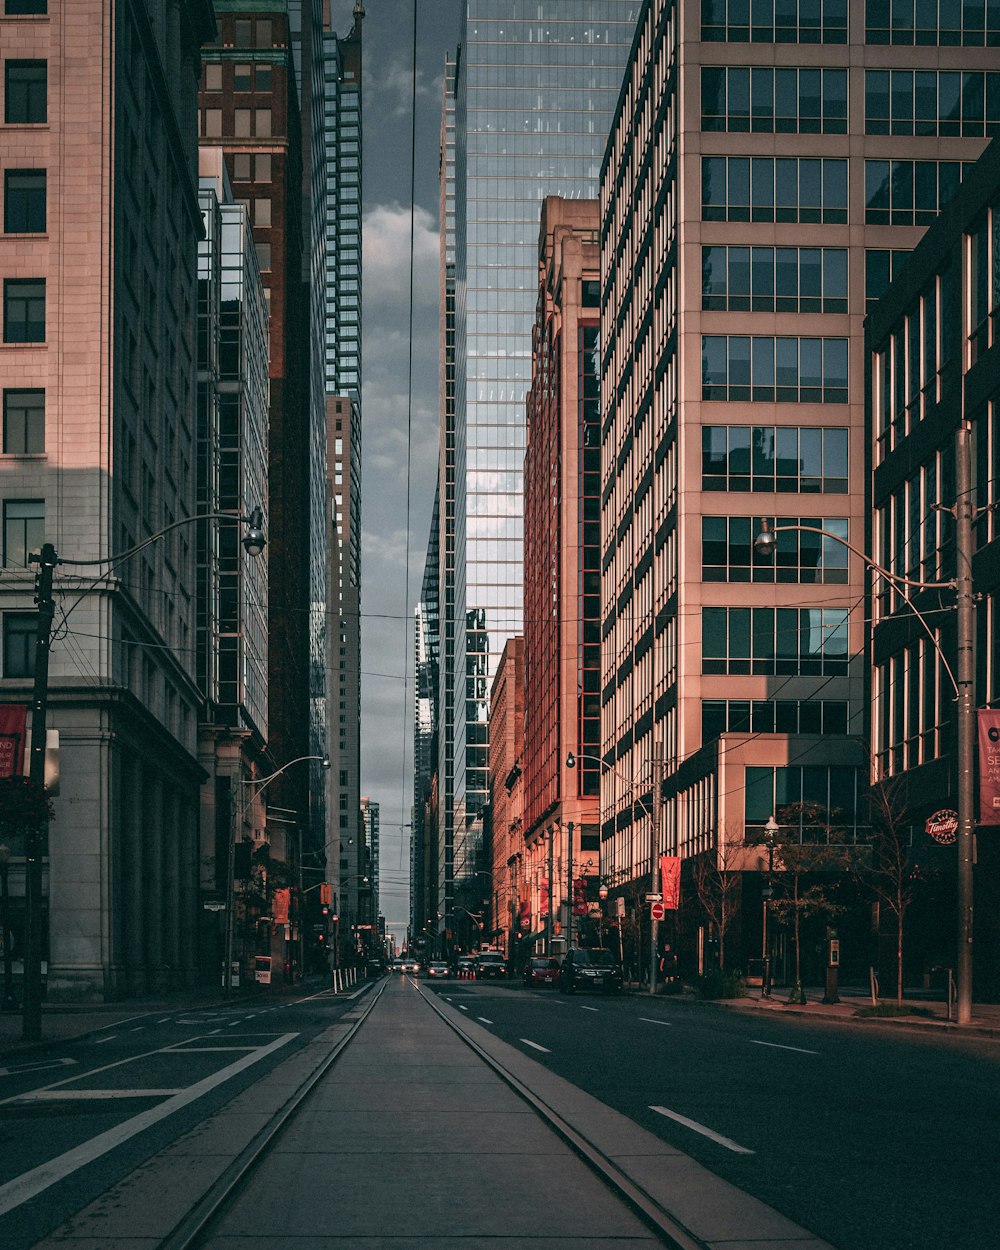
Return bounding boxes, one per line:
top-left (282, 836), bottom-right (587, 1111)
top-left (518, 897), bottom-right (531, 929)
top-left (273, 887), bottom-right (290, 925)
top-left (978, 710), bottom-right (1000, 826)
top-left (660, 854), bottom-right (681, 910)
top-left (0, 705), bottom-right (27, 778)
top-left (573, 876), bottom-right (588, 915)
top-left (539, 876), bottom-right (549, 914)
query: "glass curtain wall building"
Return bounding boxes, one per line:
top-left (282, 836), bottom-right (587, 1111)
top-left (447, 0), bottom-right (639, 937)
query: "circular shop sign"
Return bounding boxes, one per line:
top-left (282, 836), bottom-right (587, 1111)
top-left (925, 809), bottom-right (959, 844)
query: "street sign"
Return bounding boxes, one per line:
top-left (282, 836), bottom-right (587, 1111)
top-left (650, 901), bottom-right (665, 921)
top-left (203, 901), bottom-right (225, 912)
top-left (645, 893), bottom-right (662, 902)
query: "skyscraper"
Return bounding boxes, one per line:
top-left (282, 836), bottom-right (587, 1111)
top-left (442, 1), bottom-right (639, 946)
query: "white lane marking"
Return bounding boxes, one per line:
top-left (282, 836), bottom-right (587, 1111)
top-left (520, 1039), bottom-right (551, 1053)
top-left (0, 1032), bottom-right (298, 1216)
top-left (297, 988), bottom-right (337, 1003)
top-left (749, 1039), bottom-right (818, 1055)
top-left (92, 1035), bottom-right (117, 1045)
top-left (157, 1018), bottom-right (171, 1024)
top-left (477, 1017), bottom-right (493, 1024)
top-left (12, 1089), bottom-right (184, 1102)
top-left (0, 1058), bottom-right (76, 1078)
top-left (129, 1027), bottom-right (144, 1033)
top-left (580, 1006), bottom-right (599, 1012)
top-left (90, 1014), bottom-right (151, 1032)
top-left (458, 1005), bottom-right (468, 1012)
top-left (650, 1106), bottom-right (754, 1155)
top-left (639, 1018), bottom-right (673, 1027)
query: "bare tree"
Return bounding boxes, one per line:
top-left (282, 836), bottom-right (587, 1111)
top-left (853, 771), bottom-right (923, 1007)
top-left (764, 802), bottom-right (855, 1002)
top-left (690, 828), bottom-right (743, 971)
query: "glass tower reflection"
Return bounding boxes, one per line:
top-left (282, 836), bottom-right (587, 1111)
top-left (450, 3), bottom-right (639, 897)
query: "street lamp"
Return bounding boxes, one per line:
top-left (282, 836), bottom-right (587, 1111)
top-left (20, 508), bottom-right (265, 1040)
top-left (754, 450), bottom-right (982, 1024)
top-left (0, 844), bottom-right (16, 1011)
top-left (230, 751), bottom-right (329, 997)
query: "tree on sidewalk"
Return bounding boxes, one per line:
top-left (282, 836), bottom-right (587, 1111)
top-left (853, 771), bottom-right (924, 1007)
top-left (690, 826), bottom-right (743, 972)
top-left (762, 802), bottom-right (855, 1003)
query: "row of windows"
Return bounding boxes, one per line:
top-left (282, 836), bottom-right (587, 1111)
top-left (702, 424), bottom-right (849, 493)
top-left (701, 0), bottom-right (848, 42)
top-left (875, 638), bottom-right (944, 777)
top-left (866, 69), bottom-right (1000, 135)
top-left (703, 515), bottom-right (849, 582)
top-left (3, 168), bottom-right (45, 232)
top-left (4, 60), bottom-right (46, 124)
top-left (702, 66), bottom-right (847, 133)
top-left (203, 62), bottom-right (274, 93)
top-left (744, 766), bottom-right (864, 839)
top-left (702, 246), bottom-right (847, 314)
top-left (866, 0), bottom-right (1000, 44)
top-left (865, 159), bottom-right (971, 226)
top-left (3, 278), bottom-right (44, 342)
top-left (969, 203), bottom-right (1000, 361)
top-left (702, 157), bottom-right (847, 223)
top-left (703, 607), bottom-right (850, 675)
top-left (875, 452), bottom-right (948, 600)
top-left (702, 336), bottom-right (849, 404)
top-left (201, 108), bottom-right (273, 139)
top-left (703, 698), bottom-right (850, 742)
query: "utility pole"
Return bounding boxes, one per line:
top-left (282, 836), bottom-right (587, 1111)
top-left (649, 746), bottom-right (663, 997)
top-left (566, 821), bottom-right (574, 950)
top-left (954, 420), bottom-right (975, 1026)
top-left (23, 542), bottom-right (57, 1042)
top-left (547, 825), bottom-right (554, 956)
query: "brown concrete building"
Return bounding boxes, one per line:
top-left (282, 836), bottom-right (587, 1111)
top-left (0, 0), bottom-right (215, 997)
top-left (488, 636), bottom-right (523, 961)
top-left (522, 197), bottom-right (603, 957)
top-left (599, 0), bottom-right (994, 979)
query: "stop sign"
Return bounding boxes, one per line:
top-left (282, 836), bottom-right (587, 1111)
top-left (650, 901), bottom-right (665, 921)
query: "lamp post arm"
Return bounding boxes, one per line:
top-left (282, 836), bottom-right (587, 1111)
top-left (242, 754), bottom-right (329, 802)
top-left (50, 510), bottom-right (262, 568)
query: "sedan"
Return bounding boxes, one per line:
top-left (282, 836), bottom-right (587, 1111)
top-left (523, 956), bottom-right (560, 987)
top-left (425, 961), bottom-right (450, 979)
top-left (400, 958), bottom-right (421, 974)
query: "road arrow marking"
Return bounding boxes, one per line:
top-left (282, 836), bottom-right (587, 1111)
top-left (650, 1105), bottom-right (754, 1155)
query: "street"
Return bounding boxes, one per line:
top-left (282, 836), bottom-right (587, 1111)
top-left (428, 981), bottom-right (1000, 1250)
top-left (0, 987), bottom-right (359, 1250)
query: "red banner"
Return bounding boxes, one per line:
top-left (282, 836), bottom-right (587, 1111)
top-left (0, 705), bottom-right (27, 779)
top-left (539, 876), bottom-right (549, 916)
top-left (572, 876), bottom-right (588, 916)
top-left (518, 897), bottom-right (531, 930)
top-left (272, 888), bottom-right (290, 925)
top-left (660, 855), bottom-right (681, 911)
top-left (979, 710), bottom-right (1000, 826)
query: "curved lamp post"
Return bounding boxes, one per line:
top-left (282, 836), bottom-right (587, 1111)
top-left (21, 509), bottom-right (265, 1040)
top-left (754, 478), bottom-right (979, 1023)
top-left (230, 752), bottom-right (330, 997)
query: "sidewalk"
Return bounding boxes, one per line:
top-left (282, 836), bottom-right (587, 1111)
top-left (668, 982), bottom-right (1000, 1038)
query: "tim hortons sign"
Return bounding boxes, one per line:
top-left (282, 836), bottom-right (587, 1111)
top-left (925, 809), bottom-right (959, 845)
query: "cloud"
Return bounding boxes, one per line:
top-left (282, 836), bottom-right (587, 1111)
top-left (363, 202), bottom-right (439, 315)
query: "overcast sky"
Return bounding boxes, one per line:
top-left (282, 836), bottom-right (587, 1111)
top-left (328, 1), bottom-right (462, 940)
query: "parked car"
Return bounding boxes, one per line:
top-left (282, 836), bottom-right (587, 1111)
top-left (474, 950), bottom-right (507, 980)
top-left (425, 961), bottom-right (450, 979)
top-left (559, 947), bottom-right (623, 995)
top-left (523, 956), bottom-right (560, 987)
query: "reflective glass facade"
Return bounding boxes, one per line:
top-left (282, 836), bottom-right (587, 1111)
top-left (451, 0), bottom-right (638, 895)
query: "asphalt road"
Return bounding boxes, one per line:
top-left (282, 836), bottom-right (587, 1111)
top-left (429, 981), bottom-right (1000, 1250)
top-left (0, 986), bottom-right (359, 1250)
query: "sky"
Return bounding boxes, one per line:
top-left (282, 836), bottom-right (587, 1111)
top-left (327, 1), bottom-right (463, 939)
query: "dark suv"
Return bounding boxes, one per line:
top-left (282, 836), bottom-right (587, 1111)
top-left (474, 951), bottom-right (507, 980)
top-left (559, 947), bottom-right (623, 995)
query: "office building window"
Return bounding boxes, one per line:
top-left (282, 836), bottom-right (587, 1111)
top-left (865, 249), bottom-right (911, 310)
top-left (4, 60), bottom-right (46, 123)
top-left (703, 246), bottom-right (847, 313)
top-left (257, 19), bottom-right (272, 45)
top-left (3, 389), bottom-right (43, 453)
top-left (256, 65), bottom-right (272, 91)
top-left (703, 699), bottom-right (849, 742)
top-left (4, 168), bottom-right (45, 232)
top-left (875, 640), bottom-right (944, 776)
top-left (968, 207), bottom-right (1000, 361)
top-left (702, 336), bottom-right (848, 403)
top-left (703, 606), bottom-right (849, 675)
top-left (702, 66), bottom-right (847, 133)
top-left (234, 64), bottom-right (252, 91)
top-left (3, 279), bottom-right (45, 342)
top-left (865, 159), bottom-right (971, 225)
top-left (865, 69), bottom-right (1000, 135)
top-left (702, 0), bottom-right (848, 41)
top-left (204, 63), bottom-right (222, 91)
top-left (5, 0), bottom-right (48, 11)
top-left (254, 198), bottom-right (271, 228)
top-left (2, 612), bottom-right (35, 677)
top-left (234, 109), bottom-right (251, 137)
top-left (744, 766), bottom-right (864, 839)
top-left (255, 242), bottom-right (271, 271)
top-left (255, 109), bottom-right (271, 136)
top-left (873, 275), bottom-right (947, 454)
top-left (202, 108), bottom-right (222, 137)
top-left (702, 157), bottom-right (847, 223)
top-left (234, 18), bottom-right (252, 46)
top-left (866, 0), bottom-right (1000, 44)
top-left (232, 153), bottom-right (251, 181)
top-left (875, 453), bottom-right (947, 600)
top-left (255, 154), bottom-right (271, 182)
top-left (703, 515), bottom-right (849, 583)
top-left (3, 499), bottom-right (44, 566)
top-left (702, 424), bottom-right (849, 493)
